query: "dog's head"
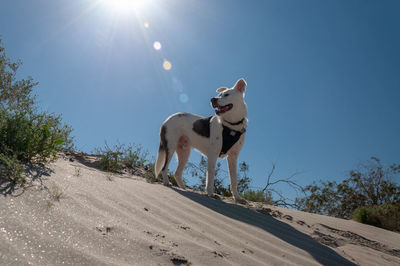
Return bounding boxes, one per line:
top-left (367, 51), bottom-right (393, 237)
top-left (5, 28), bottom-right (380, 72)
top-left (210, 78), bottom-right (247, 121)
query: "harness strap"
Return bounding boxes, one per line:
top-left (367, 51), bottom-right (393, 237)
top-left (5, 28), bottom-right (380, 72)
top-left (223, 117), bottom-right (245, 126)
top-left (219, 125), bottom-right (246, 156)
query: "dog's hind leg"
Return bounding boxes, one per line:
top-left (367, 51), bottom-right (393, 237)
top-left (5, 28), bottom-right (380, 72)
top-left (175, 135), bottom-right (191, 189)
top-left (206, 155), bottom-right (217, 197)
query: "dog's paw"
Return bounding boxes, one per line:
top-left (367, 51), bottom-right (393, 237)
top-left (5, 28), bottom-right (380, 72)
top-left (162, 176), bottom-right (170, 186)
top-left (207, 194), bottom-right (221, 200)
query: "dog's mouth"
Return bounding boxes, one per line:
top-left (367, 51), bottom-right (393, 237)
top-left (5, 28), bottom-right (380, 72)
top-left (213, 103), bottom-right (233, 115)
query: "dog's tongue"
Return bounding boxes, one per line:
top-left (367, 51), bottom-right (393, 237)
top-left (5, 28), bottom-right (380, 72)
top-left (215, 105), bottom-right (228, 114)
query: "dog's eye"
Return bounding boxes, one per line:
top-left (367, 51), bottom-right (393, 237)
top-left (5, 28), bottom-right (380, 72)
top-left (224, 93), bottom-right (229, 97)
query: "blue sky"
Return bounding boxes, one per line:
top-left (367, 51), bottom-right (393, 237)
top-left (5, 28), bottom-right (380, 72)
top-left (1, 0), bottom-right (399, 198)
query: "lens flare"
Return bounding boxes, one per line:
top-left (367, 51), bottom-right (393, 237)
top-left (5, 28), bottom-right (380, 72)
top-left (179, 93), bottom-right (189, 103)
top-left (163, 60), bottom-right (172, 70)
top-left (172, 77), bottom-right (184, 92)
top-left (144, 22), bottom-right (149, 28)
top-left (153, 41), bottom-right (162, 50)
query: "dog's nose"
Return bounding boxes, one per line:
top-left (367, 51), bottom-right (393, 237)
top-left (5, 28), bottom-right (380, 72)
top-left (211, 98), bottom-right (218, 104)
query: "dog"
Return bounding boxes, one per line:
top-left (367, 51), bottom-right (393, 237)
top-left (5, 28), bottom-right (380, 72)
top-left (154, 78), bottom-right (248, 201)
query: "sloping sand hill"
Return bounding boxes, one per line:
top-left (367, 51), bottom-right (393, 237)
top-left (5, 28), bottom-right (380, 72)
top-left (0, 154), bottom-right (399, 265)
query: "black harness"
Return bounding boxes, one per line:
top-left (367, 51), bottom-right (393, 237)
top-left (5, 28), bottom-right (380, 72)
top-left (220, 125), bottom-right (245, 156)
top-left (223, 118), bottom-right (246, 126)
top-left (192, 116), bottom-right (246, 156)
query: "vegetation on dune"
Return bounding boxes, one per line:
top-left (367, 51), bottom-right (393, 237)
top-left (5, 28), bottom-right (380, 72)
top-left (186, 157), bottom-right (252, 197)
top-left (95, 146), bottom-right (295, 207)
top-left (241, 189), bottom-right (273, 204)
top-left (0, 153), bottom-right (23, 183)
top-left (0, 38), bottom-right (73, 184)
top-left (295, 157), bottom-right (400, 231)
top-left (186, 157), bottom-right (280, 204)
top-left (353, 204), bottom-right (400, 232)
top-left (295, 157), bottom-right (400, 219)
top-left (95, 142), bottom-right (149, 173)
top-left (94, 142), bottom-right (179, 185)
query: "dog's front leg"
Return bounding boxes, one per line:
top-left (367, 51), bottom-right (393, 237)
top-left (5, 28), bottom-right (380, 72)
top-left (206, 154), bottom-right (217, 197)
top-left (206, 118), bottom-right (222, 197)
top-left (227, 155), bottom-right (242, 201)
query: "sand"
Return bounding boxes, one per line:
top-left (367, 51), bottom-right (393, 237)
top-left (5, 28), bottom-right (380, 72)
top-left (0, 154), bottom-right (399, 266)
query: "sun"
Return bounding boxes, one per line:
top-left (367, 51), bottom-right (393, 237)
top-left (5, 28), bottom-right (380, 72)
top-left (99, 0), bottom-right (148, 14)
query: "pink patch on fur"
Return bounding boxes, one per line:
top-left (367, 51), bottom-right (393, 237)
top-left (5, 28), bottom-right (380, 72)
top-left (177, 135), bottom-right (189, 149)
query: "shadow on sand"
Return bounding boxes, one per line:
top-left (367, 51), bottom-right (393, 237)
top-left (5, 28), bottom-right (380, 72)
top-left (0, 163), bottom-right (53, 197)
top-left (172, 188), bottom-right (357, 266)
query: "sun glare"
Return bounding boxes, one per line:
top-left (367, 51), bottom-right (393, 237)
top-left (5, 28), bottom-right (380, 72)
top-left (100, 0), bottom-right (148, 13)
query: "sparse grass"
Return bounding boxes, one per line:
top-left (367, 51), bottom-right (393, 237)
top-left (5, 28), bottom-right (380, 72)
top-left (120, 144), bottom-right (148, 169)
top-left (95, 142), bottom-right (149, 173)
top-left (96, 146), bottom-right (123, 173)
top-left (48, 185), bottom-right (64, 201)
top-left (46, 200), bottom-right (54, 209)
top-left (142, 162), bottom-right (158, 183)
top-left (241, 189), bottom-right (273, 204)
top-left (141, 161), bottom-right (180, 185)
top-left (241, 190), bottom-right (265, 202)
top-left (94, 143), bottom-right (181, 186)
top-left (353, 204), bottom-right (400, 232)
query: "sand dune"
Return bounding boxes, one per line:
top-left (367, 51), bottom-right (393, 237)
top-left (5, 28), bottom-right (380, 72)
top-left (0, 155), bottom-right (399, 265)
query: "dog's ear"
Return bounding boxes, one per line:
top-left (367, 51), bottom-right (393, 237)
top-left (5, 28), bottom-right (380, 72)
top-left (234, 78), bottom-right (247, 93)
top-left (216, 87), bottom-right (228, 93)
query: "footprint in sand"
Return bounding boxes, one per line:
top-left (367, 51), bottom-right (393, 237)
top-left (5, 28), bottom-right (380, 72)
top-left (312, 223), bottom-right (400, 258)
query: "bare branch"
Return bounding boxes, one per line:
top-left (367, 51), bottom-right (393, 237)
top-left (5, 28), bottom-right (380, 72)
top-left (262, 163), bottom-right (304, 208)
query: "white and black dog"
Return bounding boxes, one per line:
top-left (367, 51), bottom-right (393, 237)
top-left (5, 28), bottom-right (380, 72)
top-left (155, 78), bottom-right (247, 201)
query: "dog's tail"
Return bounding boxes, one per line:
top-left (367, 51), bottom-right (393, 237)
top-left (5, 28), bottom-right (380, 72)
top-left (154, 125), bottom-right (167, 178)
top-left (154, 148), bottom-right (165, 178)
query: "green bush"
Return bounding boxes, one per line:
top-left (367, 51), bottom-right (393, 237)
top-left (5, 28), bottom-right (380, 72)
top-left (0, 153), bottom-right (24, 183)
top-left (95, 143), bottom-right (122, 172)
top-left (0, 38), bottom-right (74, 184)
top-left (0, 110), bottom-right (69, 163)
top-left (242, 189), bottom-right (273, 203)
top-left (296, 158), bottom-right (400, 219)
top-left (353, 204), bottom-right (400, 232)
top-left (0, 110), bottom-right (72, 184)
top-left (97, 150), bottom-right (123, 173)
